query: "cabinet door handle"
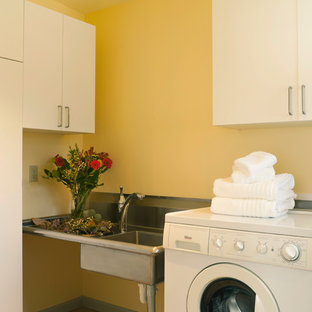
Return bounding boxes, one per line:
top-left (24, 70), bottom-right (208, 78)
top-left (288, 86), bottom-right (293, 116)
top-left (57, 105), bottom-right (62, 127)
top-left (302, 85), bottom-right (306, 115)
top-left (65, 106), bottom-right (70, 128)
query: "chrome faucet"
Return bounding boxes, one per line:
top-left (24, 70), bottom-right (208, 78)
top-left (119, 192), bottom-right (145, 233)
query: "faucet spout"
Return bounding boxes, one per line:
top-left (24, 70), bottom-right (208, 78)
top-left (120, 192), bottom-right (145, 233)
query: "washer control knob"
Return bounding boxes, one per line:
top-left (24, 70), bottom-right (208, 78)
top-left (214, 238), bottom-right (223, 249)
top-left (281, 243), bottom-right (300, 262)
top-left (256, 243), bottom-right (268, 255)
top-left (234, 240), bottom-right (245, 251)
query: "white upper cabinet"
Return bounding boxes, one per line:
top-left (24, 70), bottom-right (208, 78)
top-left (213, 0), bottom-right (312, 127)
top-left (298, 0), bottom-right (312, 121)
top-left (23, 1), bottom-right (96, 133)
top-left (63, 16), bottom-right (95, 133)
top-left (0, 0), bottom-right (23, 61)
top-left (23, 2), bottom-right (63, 131)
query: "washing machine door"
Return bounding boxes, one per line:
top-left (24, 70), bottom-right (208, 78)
top-left (187, 263), bottom-right (279, 312)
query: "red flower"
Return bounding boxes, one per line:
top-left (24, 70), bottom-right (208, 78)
top-left (90, 160), bottom-right (101, 170)
top-left (103, 158), bottom-right (112, 169)
top-left (55, 156), bottom-right (63, 167)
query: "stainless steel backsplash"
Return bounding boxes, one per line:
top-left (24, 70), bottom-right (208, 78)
top-left (88, 192), bottom-right (211, 230)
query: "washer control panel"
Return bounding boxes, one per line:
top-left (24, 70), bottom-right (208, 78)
top-left (209, 228), bottom-right (310, 270)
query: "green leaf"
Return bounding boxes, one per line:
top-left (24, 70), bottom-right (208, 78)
top-left (52, 170), bottom-right (60, 178)
top-left (44, 169), bottom-right (53, 178)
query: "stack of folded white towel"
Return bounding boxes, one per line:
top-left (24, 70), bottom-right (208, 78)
top-left (211, 151), bottom-right (296, 218)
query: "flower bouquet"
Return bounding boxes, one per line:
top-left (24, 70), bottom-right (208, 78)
top-left (44, 144), bottom-right (112, 219)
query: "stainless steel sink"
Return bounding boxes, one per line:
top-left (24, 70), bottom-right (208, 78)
top-left (105, 230), bottom-right (163, 247)
top-left (80, 229), bottom-right (164, 286)
top-left (23, 220), bottom-right (164, 287)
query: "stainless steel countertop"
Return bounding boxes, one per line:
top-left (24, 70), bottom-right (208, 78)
top-left (23, 225), bottom-right (163, 256)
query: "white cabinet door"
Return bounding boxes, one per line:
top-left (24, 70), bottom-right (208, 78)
top-left (23, 1), bottom-right (63, 131)
top-left (213, 0), bottom-right (298, 126)
top-left (23, 2), bottom-right (95, 134)
top-left (0, 58), bottom-right (22, 311)
top-left (298, 0), bottom-right (312, 121)
top-left (0, 0), bottom-right (23, 61)
top-left (63, 16), bottom-right (95, 133)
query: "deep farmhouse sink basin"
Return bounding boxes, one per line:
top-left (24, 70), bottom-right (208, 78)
top-left (80, 230), bottom-right (164, 285)
top-left (105, 230), bottom-right (163, 247)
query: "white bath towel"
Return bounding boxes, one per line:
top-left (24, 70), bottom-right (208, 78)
top-left (232, 152), bottom-right (277, 183)
top-left (232, 167), bottom-right (275, 184)
top-left (210, 197), bottom-right (295, 218)
top-left (213, 173), bottom-right (296, 201)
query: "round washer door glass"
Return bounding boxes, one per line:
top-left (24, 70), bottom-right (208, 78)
top-left (187, 263), bottom-right (279, 312)
top-left (200, 277), bottom-right (255, 311)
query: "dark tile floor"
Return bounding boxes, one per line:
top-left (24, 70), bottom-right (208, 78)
top-left (70, 308), bottom-right (97, 312)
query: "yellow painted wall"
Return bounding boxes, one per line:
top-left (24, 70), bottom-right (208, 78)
top-left (84, 0), bottom-right (312, 199)
top-left (23, 234), bottom-right (82, 312)
top-left (82, 271), bottom-right (164, 312)
top-left (23, 132), bottom-right (83, 219)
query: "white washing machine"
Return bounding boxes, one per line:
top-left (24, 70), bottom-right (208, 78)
top-left (163, 207), bottom-right (312, 312)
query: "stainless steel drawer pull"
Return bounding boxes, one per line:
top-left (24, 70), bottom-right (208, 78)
top-left (57, 105), bottom-right (62, 127)
top-left (65, 106), bottom-right (70, 128)
top-left (302, 85), bottom-right (306, 115)
top-left (288, 86), bottom-right (293, 116)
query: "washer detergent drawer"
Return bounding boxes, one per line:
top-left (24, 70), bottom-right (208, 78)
top-left (163, 223), bottom-right (210, 254)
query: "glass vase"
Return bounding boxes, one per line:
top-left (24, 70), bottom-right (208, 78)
top-left (71, 190), bottom-right (91, 219)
